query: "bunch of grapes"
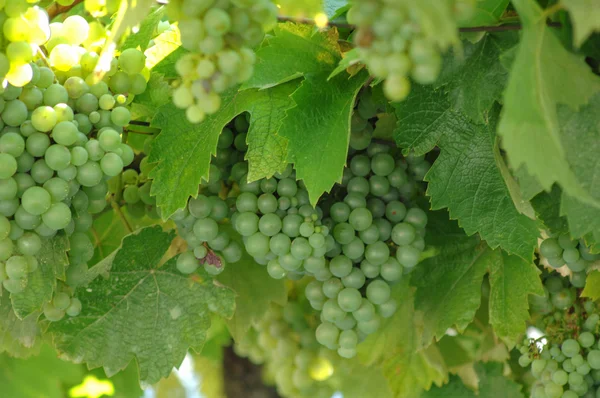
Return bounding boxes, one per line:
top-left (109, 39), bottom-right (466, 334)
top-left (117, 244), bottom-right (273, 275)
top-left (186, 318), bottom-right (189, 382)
top-left (0, 1), bottom-right (51, 87)
top-left (0, 15), bottom-right (149, 323)
top-left (539, 235), bottom-right (599, 288)
top-left (346, 0), bottom-right (472, 101)
top-left (520, 274), bottom-right (600, 398)
top-left (167, 0), bottom-right (277, 123)
top-left (234, 300), bottom-right (339, 398)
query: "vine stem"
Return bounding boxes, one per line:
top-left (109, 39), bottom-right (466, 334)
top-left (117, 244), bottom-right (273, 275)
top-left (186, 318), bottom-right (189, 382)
top-left (47, 0), bottom-right (84, 19)
top-left (110, 200), bottom-right (133, 234)
top-left (276, 15), bottom-right (562, 32)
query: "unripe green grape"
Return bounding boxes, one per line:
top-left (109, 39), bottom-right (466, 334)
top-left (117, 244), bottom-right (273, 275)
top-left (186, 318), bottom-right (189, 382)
top-left (6, 255), bottom-right (29, 280)
top-left (177, 251), bottom-right (199, 274)
top-left (53, 292), bottom-right (72, 310)
top-left (42, 202), bottom-right (71, 230)
top-left (51, 121), bottom-right (78, 146)
top-left (45, 144), bottom-right (71, 171)
top-left (66, 297), bottom-right (82, 317)
top-left (43, 302), bottom-right (65, 322)
top-left (21, 186), bottom-right (51, 216)
top-left (246, 232), bottom-right (270, 258)
top-left (26, 133), bottom-right (51, 157)
top-left (3, 278), bottom-right (26, 294)
top-left (119, 48), bottom-right (146, 75)
top-left (98, 129), bottom-right (121, 151)
top-left (77, 161), bottom-right (103, 187)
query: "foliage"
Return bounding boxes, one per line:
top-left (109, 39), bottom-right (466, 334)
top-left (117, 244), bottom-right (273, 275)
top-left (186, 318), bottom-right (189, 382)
top-left (1, 0), bottom-right (600, 397)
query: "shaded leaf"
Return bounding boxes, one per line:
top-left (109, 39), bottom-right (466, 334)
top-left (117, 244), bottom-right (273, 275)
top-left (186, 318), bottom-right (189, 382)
top-left (121, 6), bottom-right (165, 52)
top-left (563, 0), bottom-right (600, 46)
top-left (48, 226), bottom-right (235, 385)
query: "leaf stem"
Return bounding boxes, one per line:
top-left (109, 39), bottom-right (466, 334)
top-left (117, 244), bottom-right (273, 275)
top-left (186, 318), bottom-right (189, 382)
top-left (47, 0), bottom-right (84, 19)
top-left (111, 200), bottom-right (133, 234)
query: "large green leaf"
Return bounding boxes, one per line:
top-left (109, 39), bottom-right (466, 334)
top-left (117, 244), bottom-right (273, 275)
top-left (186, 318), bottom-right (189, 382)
top-left (48, 226), bottom-right (235, 385)
top-left (145, 29), bottom-right (185, 77)
top-left (498, 0), bottom-right (600, 206)
top-left (11, 234), bottom-right (69, 319)
top-left (412, 210), bottom-right (543, 345)
top-left (216, 228), bottom-right (287, 341)
top-left (437, 33), bottom-right (518, 123)
top-left (243, 23), bottom-right (341, 90)
top-left (357, 281), bottom-right (448, 397)
top-left (279, 70), bottom-right (369, 205)
top-left (394, 87), bottom-right (539, 259)
top-left (149, 82), bottom-right (298, 218)
top-left (582, 271), bottom-right (600, 300)
top-left (531, 186), bottom-right (569, 234)
top-left (562, 0), bottom-right (600, 46)
top-left (554, 93), bottom-right (600, 248)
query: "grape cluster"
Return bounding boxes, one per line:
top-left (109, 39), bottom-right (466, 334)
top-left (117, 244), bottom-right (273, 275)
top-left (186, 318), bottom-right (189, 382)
top-left (347, 0), bottom-right (472, 101)
top-left (0, 1), bottom-right (51, 87)
top-left (235, 301), bottom-right (339, 398)
top-left (167, 0), bottom-right (277, 123)
top-left (0, 17), bottom-right (147, 323)
top-left (540, 235), bottom-right (599, 288)
top-left (520, 274), bottom-right (600, 398)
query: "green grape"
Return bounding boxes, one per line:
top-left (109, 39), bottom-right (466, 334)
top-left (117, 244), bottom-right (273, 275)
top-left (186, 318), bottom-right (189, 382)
top-left (3, 278), bottom-right (25, 294)
top-left (235, 212), bottom-right (259, 236)
top-left (329, 255), bottom-right (353, 278)
top-left (193, 218), bottom-right (219, 241)
top-left (66, 298), bottom-right (82, 317)
top-left (100, 153), bottom-right (124, 176)
top-left (41, 203), bottom-right (71, 230)
top-left (290, 237), bottom-right (312, 260)
top-left (51, 121), bottom-right (78, 146)
top-left (0, 153), bottom-right (18, 179)
top-left (246, 232), bottom-right (270, 258)
top-left (110, 107), bottom-right (131, 127)
top-left (562, 339), bottom-right (581, 358)
top-left (177, 251), bottom-right (199, 274)
top-left (21, 186), bottom-right (51, 215)
top-left (588, 350), bottom-right (600, 370)
top-left (396, 245), bottom-right (421, 269)
top-left (43, 302), bottom-right (65, 322)
top-left (366, 280), bottom-right (390, 305)
top-left (98, 129), bottom-right (121, 151)
top-left (337, 288), bottom-right (362, 312)
top-left (259, 213), bottom-right (282, 236)
top-left (0, 178), bottom-right (18, 201)
top-left (541, 238), bottom-right (563, 258)
top-left (0, 132), bottom-right (25, 157)
top-left (16, 232), bottom-right (41, 256)
top-left (258, 193), bottom-right (278, 214)
top-left (119, 48), bottom-right (146, 75)
top-left (380, 258), bottom-right (403, 282)
top-left (315, 322), bottom-right (339, 347)
top-left (391, 222), bottom-right (416, 245)
top-left (236, 192), bottom-right (258, 213)
top-left (365, 241), bottom-right (389, 266)
top-left (76, 161), bottom-right (103, 187)
top-left (2, 100), bottom-right (28, 127)
top-left (385, 200), bottom-right (407, 223)
top-left (323, 278), bottom-right (343, 299)
top-left (5, 255), bottom-right (29, 280)
top-left (45, 145), bottom-right (71, 171)
top-left (53, 292), bottom-right (72, 311)
top-left (267, 259), bottom-right (286, 279)
top-left (270, 233), bottom-right (291, 256)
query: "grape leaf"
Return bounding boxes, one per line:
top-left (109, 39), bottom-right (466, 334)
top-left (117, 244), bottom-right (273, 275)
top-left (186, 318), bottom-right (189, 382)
top-left (121, 6), bottom-right (165, 51)
top-left (554, 93), bottom-right (600, 246)
top-left (48, 226), bottom-right (235, 385)
top-left (323, 0), bottom-right (349, 19)
top-left (244, 23), bottom-right (342, 90)
top-left (476, 362), bottom-right (525, 398)
top-left (149, 82), bottom-right (298, 218)
top-left (11, 234), bottom-right (70, 319)
top-left (395, 88), bottom-right (539, 259)
top-left (458, 0), bottom-right (510, 27)
top-left (498, 0), bottom-right (600, 206)
top-left (279, 70), bottom-right (370, 206)
top-left (582, 271), bottom-right (600, 300)
top-left (338, 364), bottom-right (393, 398)
top-left (562, 0), bottom-right (600, 46)
top-left (437, 33), bottom-right (518, 123)
top-left (357, 281), bottom-right (448, 397)
top-left (146, 28), bottom-right (185, 76)
top-left (487, 251), bottom-right (544, 343)
top-left (413, 210), bottom-right (543, 345)
top-left (0, 294), bottom-right (42, 358)
top-left (530, 186), bottom-right (569, 234)
top-left (422, 375), bottom-right (475, 398)
top-left (216, 228), bottom-right (287, 341)
top-left (0, 345), bottom-right (85, 398)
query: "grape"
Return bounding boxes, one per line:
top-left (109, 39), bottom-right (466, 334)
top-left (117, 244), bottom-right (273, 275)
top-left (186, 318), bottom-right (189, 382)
top-left (246, 232), bottom-right (270, 258)
top-left (562, 339), bottom-right (581, 358)
top-left (315, 322), bottom-right (339, 347)
top-left (177, 251), bottom-right (199, 274)
top-left (21, 186), bottom-right (51, 215)
top-left (41, 203), bottom-right (71, 230)
top-left (235, 212), bottom-right (259, 236)
top-left (366, 280), bottom-right (391, 305)
top-left (66, 298), bottom-right (82, 317)
top-left (329, 255), bottom-right (353, 278)
top-left (258, 213), bottom-right (282, 236)
top-left (118, 48), bottom-right (146, 75)
top-left (0, 154), bottom-right (18, 179)
top-left (588, 351), bottom-right (600, 370)
top-left (6, 255), bottom-right (29, 280)
top-left (337, 288), bottom-right (362, 312)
